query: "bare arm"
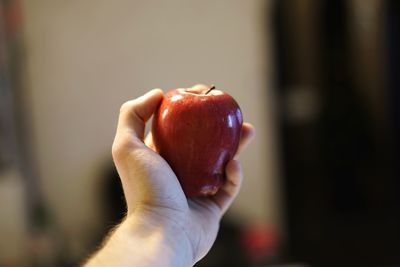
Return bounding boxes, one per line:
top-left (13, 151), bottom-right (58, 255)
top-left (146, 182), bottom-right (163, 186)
top-left (84, 215), bottom-right (192, 267)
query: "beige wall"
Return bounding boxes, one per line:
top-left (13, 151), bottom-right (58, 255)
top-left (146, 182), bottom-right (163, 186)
top-left (22, 0), bottom-right (282, 254)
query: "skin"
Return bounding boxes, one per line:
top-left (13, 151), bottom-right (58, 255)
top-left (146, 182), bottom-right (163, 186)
top-left (83, 85), bottom-right (255, 267)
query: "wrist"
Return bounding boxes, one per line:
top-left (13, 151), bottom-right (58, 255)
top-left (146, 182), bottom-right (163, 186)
top-left (123, 209), bottom-right (194, 266)
top-left (85, 215), bottom-right (193, 267)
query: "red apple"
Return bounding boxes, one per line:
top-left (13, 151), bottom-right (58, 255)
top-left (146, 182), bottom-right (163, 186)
top-left (151, 85), bottom-right (243, 197)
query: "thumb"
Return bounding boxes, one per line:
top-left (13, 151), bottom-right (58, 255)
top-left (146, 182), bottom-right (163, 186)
top-left (112, 89), bottom-right (163, 162)
top-left (112, 89), bottom-right (166, 210)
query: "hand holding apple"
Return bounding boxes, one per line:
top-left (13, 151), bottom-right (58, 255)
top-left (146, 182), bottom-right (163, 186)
top-left (151, 85), bottom-right (243, 197)
top-left (100, 88), bottom-right (254, 266)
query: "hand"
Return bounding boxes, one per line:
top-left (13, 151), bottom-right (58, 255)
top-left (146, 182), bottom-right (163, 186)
top-left (85, 87), bottom-right (255, 267)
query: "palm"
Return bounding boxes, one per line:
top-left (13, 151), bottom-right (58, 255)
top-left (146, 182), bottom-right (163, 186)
top-left (188, 198), bottom-right (221, 260)
top-left (135, 138), bottom-right (217, 259)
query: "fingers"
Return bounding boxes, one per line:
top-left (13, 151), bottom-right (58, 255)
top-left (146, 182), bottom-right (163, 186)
top-left (211, 123), bottom-right (254, 216)
top-left (211, 159), bottom-right (243, 216)
top-left (112, 89), bottom-right (163, 160)
top-left (236, 122), bottom-right (256, 157)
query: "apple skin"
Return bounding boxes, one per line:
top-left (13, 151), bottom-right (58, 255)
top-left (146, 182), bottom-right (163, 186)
top-left (151, 86), bottom-right (243, 197)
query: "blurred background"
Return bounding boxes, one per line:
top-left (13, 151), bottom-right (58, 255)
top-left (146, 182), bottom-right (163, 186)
top-left (0, 0), bottom-right (399, 266)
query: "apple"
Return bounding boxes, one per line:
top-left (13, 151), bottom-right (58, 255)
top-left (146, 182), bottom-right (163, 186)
top-left (151, 85), bottom-right (243, 197)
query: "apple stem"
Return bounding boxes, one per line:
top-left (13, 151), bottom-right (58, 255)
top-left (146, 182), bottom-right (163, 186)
top-left (205, 85), bottom-right (216, 95)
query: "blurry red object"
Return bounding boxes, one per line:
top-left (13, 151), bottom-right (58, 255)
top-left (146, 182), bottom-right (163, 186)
top-left (240, 223), bottom-right (279, 263)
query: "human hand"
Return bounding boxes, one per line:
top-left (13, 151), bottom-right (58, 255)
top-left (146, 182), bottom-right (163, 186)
top-left (85, 87), bottom-right (255, 267)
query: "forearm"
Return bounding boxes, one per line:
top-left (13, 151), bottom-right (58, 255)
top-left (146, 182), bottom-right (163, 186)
top-left (83, 216), bottom-right (193, 267)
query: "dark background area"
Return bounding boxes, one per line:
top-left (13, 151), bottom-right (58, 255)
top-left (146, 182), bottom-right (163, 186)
top-left (274, 0), bottom-right (400, 266)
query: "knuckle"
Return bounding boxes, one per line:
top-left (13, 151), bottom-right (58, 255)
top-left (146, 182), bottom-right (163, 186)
top-left (111, 142), bottom-right (124, 161)
top-left (119, 100), bottom-right (136, 113)
top-left (112, 135), bottom-right (144, 161)
top-left (112, 138), bottom-right (131, 160)
top-left (119, 102), bottom-right (130, 113)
